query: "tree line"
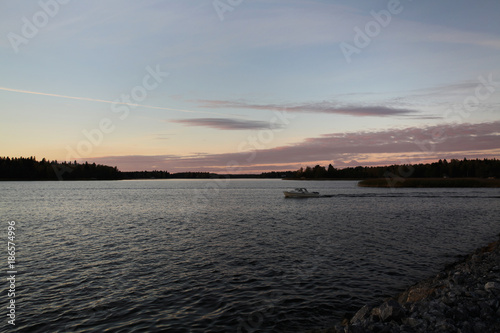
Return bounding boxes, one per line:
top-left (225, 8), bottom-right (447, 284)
top-left (290, 158), bottom-right (500, 179)
top-left (0, 157), bottom-right (121, 180)
top-left (1, 156), bottom-right (498, 180)
top-left (0, 157), bottom-right (220, 180)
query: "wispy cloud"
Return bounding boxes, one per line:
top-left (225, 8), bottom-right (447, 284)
top-left (196, 100), bottom-right (420, 117)
top-left (426, 28), bottom-right (500, 50)
top-left (171, 117), bottom-right (282, 130)
top-left (0, 86), bottom-right (222, 115)
top-left (407, 78), bottom-right (500, 100)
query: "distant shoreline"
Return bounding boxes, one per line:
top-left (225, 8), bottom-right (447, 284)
top-left (283, 177), bottom-right (500, 187)
top-left (2, 177), bottom-right (499, 188)
top-left (2, 157), bottom-right (499, 182)
top-left (358, 177), bottom-right (500, 188)
top-left (282, 178), bottom-right (360, 181)
top-left (0, 175), bottom-right (273, 181)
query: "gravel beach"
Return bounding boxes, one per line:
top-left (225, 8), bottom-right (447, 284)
top-left (313, 236), bottom-right (500, 333)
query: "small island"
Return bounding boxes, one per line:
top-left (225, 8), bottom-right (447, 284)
top-left (285, 158), bottom-right (500, 188)
top-left (358, 177), bottom-right (500, 188)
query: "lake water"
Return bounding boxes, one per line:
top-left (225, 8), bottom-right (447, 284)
top-left (1, 179), bottom-right (499, 332)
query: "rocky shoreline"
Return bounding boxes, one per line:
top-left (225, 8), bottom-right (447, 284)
top-left (314, 236), bottom-right (500, 333)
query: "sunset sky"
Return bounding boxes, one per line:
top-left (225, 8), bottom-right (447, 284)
top-left (1, 0), bottom-right (499, 173)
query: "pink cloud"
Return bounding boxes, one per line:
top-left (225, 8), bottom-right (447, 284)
top-left (83, 121), bottom-right (500, 173)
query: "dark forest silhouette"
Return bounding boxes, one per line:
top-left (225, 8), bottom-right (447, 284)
top-left (0, 157), bottom-right (121, 180)
top-left (0, 157), bottom-right (217, 180)
top-left (0, 156), bottom-right (498, 180)
top-left (282, 158), bottom-right (500, 179)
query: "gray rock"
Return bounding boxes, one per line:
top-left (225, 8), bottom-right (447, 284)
top-left (379, 300), bottom-right (405, 322)
top-left (484, 281), bottom-right (500, 292)
top-left (453, 272), bottom-right (465, 284)
top-left (486, 299), bottom-right (499, 309)
top-left (472, 320), bottom-right (486, 333)
top-left (436, 319), bottom-right (456, 332)
top-left (466, 302), bottom-right (480, 317)
top-left (458, 320), bottom-right (473, 333)
top-left (346, 324), bottom-right (368, 333)
top-left (422, 311), bottom-right (436, 324)
top-left (441, 295), bottom-right (456, 306)
top-left (350, 305), bottom-right (371, 324)
top-left (402, 317), bottom-right (420, 327)
top-left (445, 307), bottom-right (467, 322)
top-left (318, 238), bottom-right (500, 333)
top-left (475, 290), bottom-right (488, 298)
top-left (370, 306), bottom-right (381, 321)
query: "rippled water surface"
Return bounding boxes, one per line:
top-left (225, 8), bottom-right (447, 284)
top-left (1, 179), bottom-right (499, 332)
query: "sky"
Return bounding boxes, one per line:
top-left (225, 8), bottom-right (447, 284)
top-left (1, 0), bottom-right (499, 173)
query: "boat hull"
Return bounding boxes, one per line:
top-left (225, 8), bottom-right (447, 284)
top-left (283, 191), bottom-right (320, 198)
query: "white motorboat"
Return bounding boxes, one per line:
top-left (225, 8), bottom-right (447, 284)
top-left (283, 188), bottom-right (320, 198)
